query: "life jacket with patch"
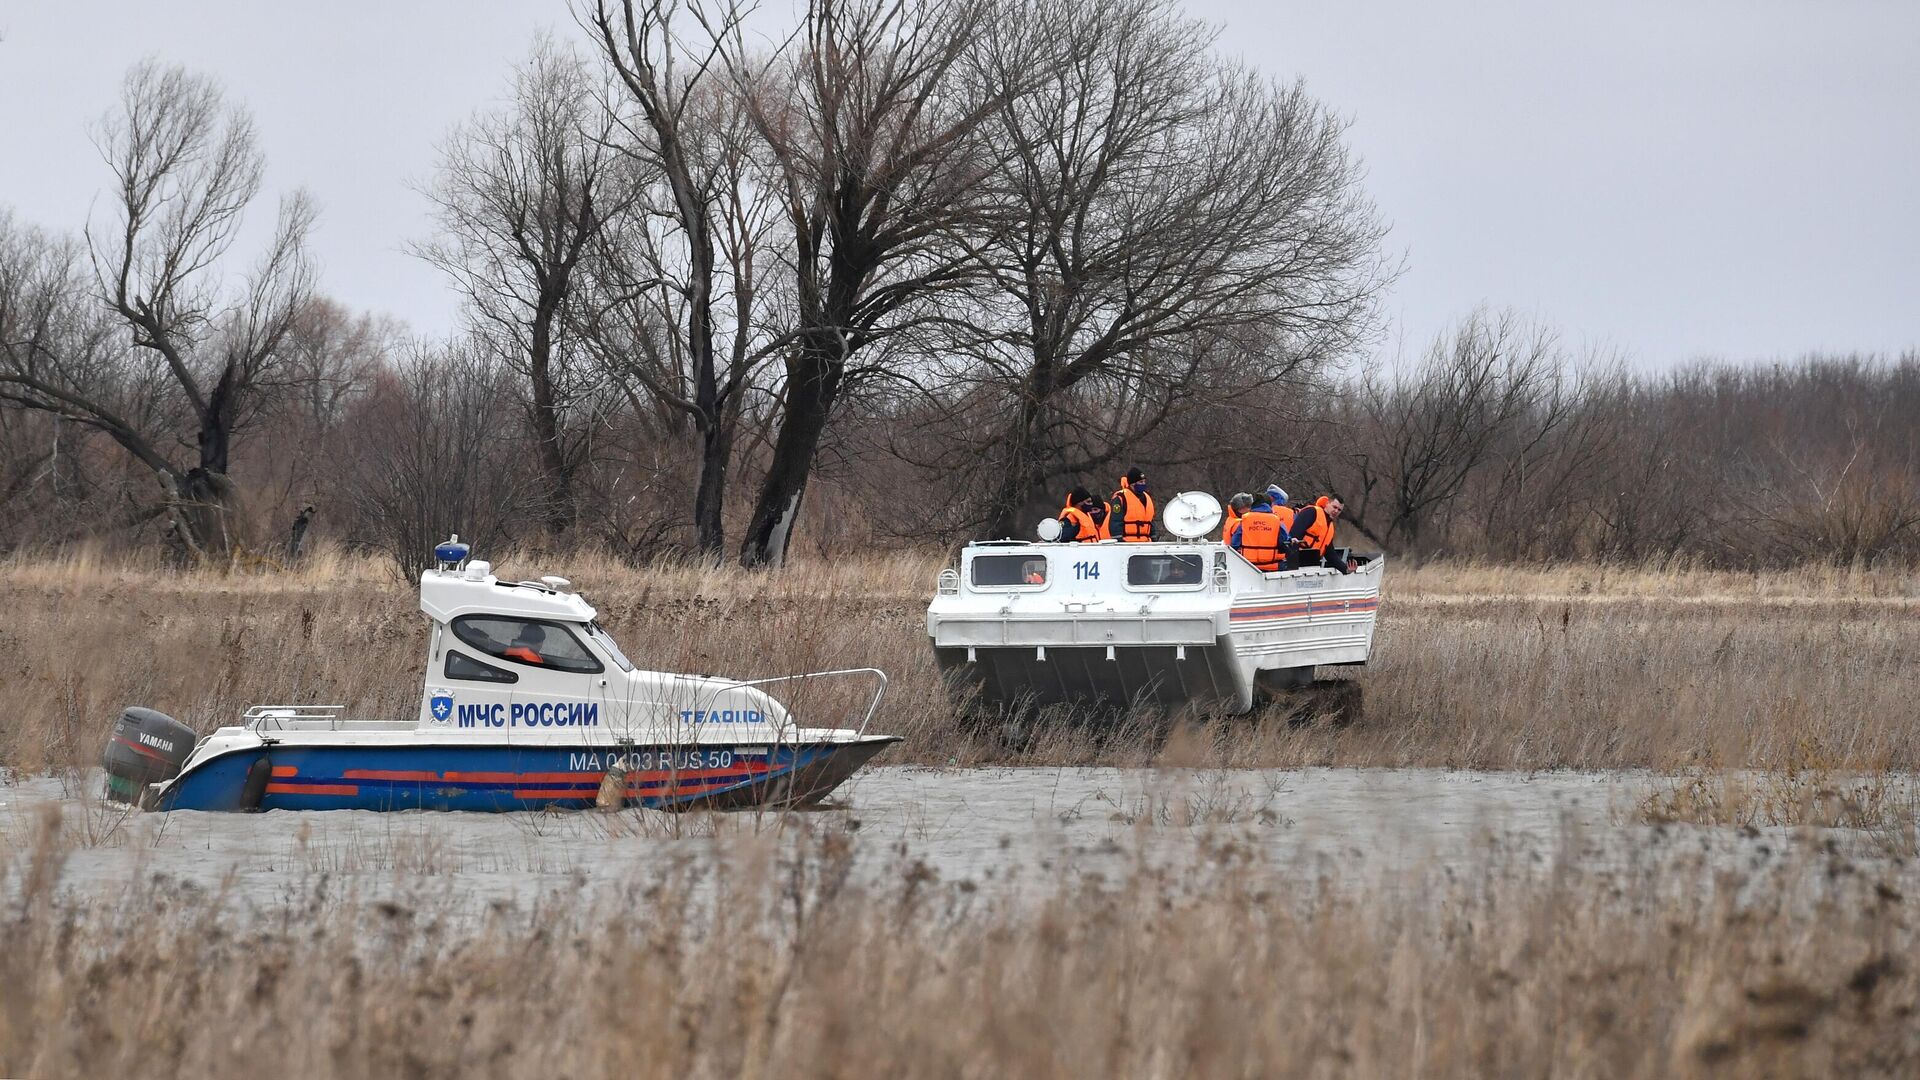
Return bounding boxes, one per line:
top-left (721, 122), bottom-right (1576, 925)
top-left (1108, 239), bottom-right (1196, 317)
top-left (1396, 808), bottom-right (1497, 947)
top-left (1235, 509), bottom-right (1287, 571)
top-left (1087, 502), bottom-right (1113, 541)
top-left (1113, 480), bottom-right (1154, 542)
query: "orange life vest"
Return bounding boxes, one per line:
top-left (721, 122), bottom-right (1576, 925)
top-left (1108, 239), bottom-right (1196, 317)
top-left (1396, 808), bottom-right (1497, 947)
top-left (1274, 504), bottom-right (1297, 534)
top-left (1295, 500), bottom-right (1335, 554)
top-left (1058, 504), bottom-right (1100, 543)
top-left (1235, 509), bottom-right (1286, 571)
top-left (1113, 480), bottom-right (1154, 542)
top-left (504, 645), bottom-right (544, 665)
top-left (1087, 503), bottom-right (1113, 541)
top-left (1221, 505), bottom-right (1241, 544)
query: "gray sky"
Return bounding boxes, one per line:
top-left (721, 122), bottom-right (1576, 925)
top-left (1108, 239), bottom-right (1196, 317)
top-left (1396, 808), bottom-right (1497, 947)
top-left (2, 0), bottom-right (1915, 366)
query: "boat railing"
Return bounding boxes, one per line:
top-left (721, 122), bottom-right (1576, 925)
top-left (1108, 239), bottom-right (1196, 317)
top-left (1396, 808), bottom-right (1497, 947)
top-left (243, 704), bottom-right (350, 731)
top-left (721, 667), bottom-right (890, 738)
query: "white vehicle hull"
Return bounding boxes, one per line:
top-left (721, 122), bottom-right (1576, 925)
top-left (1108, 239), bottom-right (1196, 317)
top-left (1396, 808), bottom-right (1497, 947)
top-left (927, 541), bottom-right (1381, 714)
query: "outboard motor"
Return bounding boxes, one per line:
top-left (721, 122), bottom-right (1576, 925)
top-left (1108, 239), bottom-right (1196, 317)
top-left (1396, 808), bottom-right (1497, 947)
top-left (101, 707), bottom-right (198, 805)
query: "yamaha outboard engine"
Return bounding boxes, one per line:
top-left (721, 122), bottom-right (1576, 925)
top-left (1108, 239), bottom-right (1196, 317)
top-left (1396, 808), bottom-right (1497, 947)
top-left (101, 707), bottom-right (197, 805)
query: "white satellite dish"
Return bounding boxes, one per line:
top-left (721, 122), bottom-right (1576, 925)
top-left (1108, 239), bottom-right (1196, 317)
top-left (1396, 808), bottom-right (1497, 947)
top-left (1162, 490), bottom-right (1222, 540)
top-left (1035, 517), bottom-right (1064, 541)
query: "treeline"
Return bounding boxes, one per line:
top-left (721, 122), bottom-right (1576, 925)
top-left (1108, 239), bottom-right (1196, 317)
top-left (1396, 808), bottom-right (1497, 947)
top-left (854, 315), bottom-right (1920, 567)
top-left (2, 1), bottom-right (1914, 571)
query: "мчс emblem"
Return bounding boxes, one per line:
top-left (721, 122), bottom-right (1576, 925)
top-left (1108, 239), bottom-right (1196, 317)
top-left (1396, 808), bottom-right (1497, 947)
top-left (428, 691), bottom-right (454, 723)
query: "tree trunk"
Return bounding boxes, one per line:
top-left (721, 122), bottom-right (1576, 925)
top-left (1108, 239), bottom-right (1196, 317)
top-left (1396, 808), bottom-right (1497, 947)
top-left (683, 214), bottom-right (724, 559)
top-left (981, 396), bottom-right (1056, 540)
top-left (169, 468), bottom-right (240, 560)
top-left (526, 312), bottom-right (574, 534)
top-left (692, 419), bottom-right (733, 559)
top-left (738, 348), bottom-right (842, 568)
top-left (174, 366), bottom-right (243, 559)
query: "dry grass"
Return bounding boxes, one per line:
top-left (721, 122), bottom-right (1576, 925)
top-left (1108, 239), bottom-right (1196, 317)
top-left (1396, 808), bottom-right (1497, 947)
top-left (2, 547), bottom-right (1916, 772)
top-left (1635, 759), bottom-right (1920, 856)
top-left (2, 807), bottom-right (1916, 1079)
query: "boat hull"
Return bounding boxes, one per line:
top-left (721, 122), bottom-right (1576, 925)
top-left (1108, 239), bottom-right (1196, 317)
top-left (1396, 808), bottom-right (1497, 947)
top-left (152, 737), bottom-right (899, 812)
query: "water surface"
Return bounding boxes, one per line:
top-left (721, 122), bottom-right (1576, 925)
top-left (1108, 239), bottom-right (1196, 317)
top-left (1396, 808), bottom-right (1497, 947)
top-left (1, 767), bottom-right (1906, 914)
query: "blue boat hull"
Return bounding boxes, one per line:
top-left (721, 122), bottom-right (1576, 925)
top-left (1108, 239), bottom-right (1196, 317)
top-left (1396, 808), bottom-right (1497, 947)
top-left (153, 739), bottom-right (897, 812)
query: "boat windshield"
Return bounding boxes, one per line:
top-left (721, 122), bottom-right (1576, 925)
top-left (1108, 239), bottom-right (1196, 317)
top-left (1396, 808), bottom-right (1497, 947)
top-left (587, 622), bottom-right (634, 672)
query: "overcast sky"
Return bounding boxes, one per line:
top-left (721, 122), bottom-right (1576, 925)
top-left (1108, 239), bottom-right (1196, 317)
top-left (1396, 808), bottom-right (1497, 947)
top-left (2, 0), bottom-right (1914, 367)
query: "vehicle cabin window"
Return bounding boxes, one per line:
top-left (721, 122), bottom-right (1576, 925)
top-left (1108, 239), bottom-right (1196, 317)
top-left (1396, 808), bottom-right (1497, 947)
top-left (972, 554), bottom-right (1048, 587)
top-left (1127, 553), bottom-right (1204, 587)
top-left (586, 622), bottom-right (634, 673)
top-left (445, 650), bottom-right (517, 683)
top-left (450, 616), bottom-right (602, 673)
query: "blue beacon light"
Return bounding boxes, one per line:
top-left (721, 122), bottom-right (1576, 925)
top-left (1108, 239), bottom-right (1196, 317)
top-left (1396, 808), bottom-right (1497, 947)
top-left (434, 535), bottom-right (472, 567)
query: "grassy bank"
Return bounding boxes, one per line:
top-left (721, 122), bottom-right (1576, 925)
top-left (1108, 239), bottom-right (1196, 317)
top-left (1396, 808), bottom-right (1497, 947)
top-left (2, 548), bottom-right (1916, 772)
top-left (2, 809), bottom-right (1914, 1078)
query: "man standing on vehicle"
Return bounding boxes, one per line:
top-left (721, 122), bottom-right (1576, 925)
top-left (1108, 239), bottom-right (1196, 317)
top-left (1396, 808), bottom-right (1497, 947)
top-left (1111, 468), bottom-right (1155, 542)
top-left (1058, 488), bottom-right (1104, 543)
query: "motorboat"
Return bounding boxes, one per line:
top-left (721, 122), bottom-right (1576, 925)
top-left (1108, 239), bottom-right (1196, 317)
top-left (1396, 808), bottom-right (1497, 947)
top-left (102, 540), bottom-right (897, 811)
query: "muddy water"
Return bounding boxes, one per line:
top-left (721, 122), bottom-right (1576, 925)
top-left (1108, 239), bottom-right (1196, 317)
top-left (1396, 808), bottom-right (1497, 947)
top-left (1, 767), bottom-right (1908, 915)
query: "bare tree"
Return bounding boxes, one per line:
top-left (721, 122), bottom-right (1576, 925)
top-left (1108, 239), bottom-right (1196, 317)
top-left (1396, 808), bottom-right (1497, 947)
top-left (418, 38), bottom-right (630, 536)
top-left (889, 0), bottom-right (1386, 537)
top-left (1333, 309), bottom-right (1561, 556)
top-left (339, 342), bottom-right (534, 578)
top-left (1469, 359), bottom-right (1623, 560)
top-left (251, 297), bottom-right (398, 536)
top-left (580, 0), bottom-right (785, 558)
top-left (0, 63), bottom-right (313, 559)
top-left (731, 0), bottom-right (1009, 566)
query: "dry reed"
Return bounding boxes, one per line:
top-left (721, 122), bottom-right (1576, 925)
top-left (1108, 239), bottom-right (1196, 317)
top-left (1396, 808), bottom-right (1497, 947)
top-left (1, 807), bottom-right (1915, 1078)
top-left (2, 548), bottom-right (1916, 773)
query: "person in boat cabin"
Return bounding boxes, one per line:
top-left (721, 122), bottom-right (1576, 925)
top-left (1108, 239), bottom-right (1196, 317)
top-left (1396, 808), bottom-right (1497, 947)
top-left (504, 624), bottom-right (549, 665)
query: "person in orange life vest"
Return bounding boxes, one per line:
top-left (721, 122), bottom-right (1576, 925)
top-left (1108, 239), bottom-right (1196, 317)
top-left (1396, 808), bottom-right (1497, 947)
top-left (1221, 492), bottom-right (1253, 543)
top-left (1265, 484), bottom-right (1297, 533)
top-left (504, 623), bottom-right (548, 665)
top-left (1229, 491), bottom-right (1291, 571)
top-left (1085, 493), bottom-right (1113, 540)
top-left (1288, 496), bottom-right (1352, 573)
top-left (1057, 487), bottom-right (1103, 543)
top-left (1021, 557), bottom-right (1047, 584)
top-left (1110, 468), bottom-right (1154, 542)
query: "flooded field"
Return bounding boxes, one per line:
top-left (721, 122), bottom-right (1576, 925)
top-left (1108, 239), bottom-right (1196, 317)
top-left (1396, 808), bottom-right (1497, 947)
top-left (7, 765), bottom-right (1915, 915)
top-left (7, 764), bottom-right (1917, 1076)
top-left (4, 560), bottom-right (1916, 1076)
